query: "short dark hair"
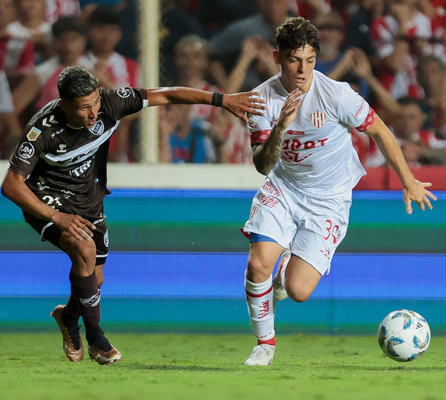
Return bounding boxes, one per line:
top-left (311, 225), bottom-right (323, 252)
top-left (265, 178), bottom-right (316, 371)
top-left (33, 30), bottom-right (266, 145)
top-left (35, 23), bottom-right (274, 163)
top-left (52, 16), bottom-right (86, 38)
top-left (57, 66), bottom-right (99, 101)
top-left (88, 6), bottom-right (120, 27)
top-left (275, 17), bottom-right (320, 55)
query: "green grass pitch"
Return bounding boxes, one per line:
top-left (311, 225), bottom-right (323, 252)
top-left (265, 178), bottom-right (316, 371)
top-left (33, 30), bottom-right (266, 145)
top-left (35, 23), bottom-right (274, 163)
top-left (1, 333), bottom-right (446, 400)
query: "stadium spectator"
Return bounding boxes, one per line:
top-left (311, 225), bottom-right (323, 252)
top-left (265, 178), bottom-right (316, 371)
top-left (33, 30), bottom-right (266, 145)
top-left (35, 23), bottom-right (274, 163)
top-left (209, 0), bottom-right (290, 91)
top-left (416, 55), bottom-right (446, 138)
top-left (45, 0), bottom-right (81, 24)
top-left (11, 17), bottom-right (91, 121)
top-left (370, 0), bottom-right (432, 100)
top-left (312, 11), bottom-right (349, 78)
top-left (174, 34), bottom-right (222, 124)
top-left (419, 0), bottom-right (446, 63)
top-left (159, 104), bottom-right (217, 163)
top-left (0, 70), bottom-right (15, 158)
top-left (346, 0), bottom-right (383, 60)
top-left (291, 0), bottom-right (332, 20)
top-left (7, 0), bottom-right (53, 63)
top-left (160, 0), bottom-right (204, 86)
top-left (193, 0), bottom-right (259, 38)
top-left (85, 6), bottom-right (140, 162)
top-left (0, 0), bottom-right (35, 84)
top-left (368, 96), bottom-right (446, 166)
top-left (210, 111), bottom-right (253, 164)
top-left (114, 0), bottom-right (139, 62)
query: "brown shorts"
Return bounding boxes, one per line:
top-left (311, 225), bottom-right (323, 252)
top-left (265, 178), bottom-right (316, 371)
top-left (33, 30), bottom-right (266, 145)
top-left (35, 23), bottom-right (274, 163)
top-left (23, 211), bottom-right (109, 266)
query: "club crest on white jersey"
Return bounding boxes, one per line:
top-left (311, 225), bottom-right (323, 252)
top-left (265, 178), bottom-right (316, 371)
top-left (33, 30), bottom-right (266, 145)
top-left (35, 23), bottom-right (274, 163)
top-left (310, 111), bottom-right (326, 128)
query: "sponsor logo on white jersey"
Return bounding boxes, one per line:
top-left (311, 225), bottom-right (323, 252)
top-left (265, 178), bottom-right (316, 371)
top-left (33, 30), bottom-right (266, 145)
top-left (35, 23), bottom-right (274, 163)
top-left (310, 111), bottom-right (326, 128)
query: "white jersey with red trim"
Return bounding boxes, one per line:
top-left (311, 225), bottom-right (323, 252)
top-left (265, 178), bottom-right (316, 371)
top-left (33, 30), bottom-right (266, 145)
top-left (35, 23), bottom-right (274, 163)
top-left (248, 70), bottom-right (375, 198)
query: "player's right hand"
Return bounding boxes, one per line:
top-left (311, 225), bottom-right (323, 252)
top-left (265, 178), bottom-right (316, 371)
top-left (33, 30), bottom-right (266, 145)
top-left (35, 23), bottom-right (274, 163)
top-left (276, 89), bottom-right (302, 132)
top-left (53, 213), bottom-right (96, 241)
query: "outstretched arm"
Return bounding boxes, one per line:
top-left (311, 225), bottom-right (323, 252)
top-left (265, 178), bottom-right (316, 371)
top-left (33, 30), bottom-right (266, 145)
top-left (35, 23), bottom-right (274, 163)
top-left (365, 116), bottom-right (437, 213)
top-left (145, 87), bottom-right (266, 123)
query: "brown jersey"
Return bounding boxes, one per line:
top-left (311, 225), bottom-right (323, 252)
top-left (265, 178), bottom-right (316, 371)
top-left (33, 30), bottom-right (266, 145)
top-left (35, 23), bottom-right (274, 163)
top-left (8, 87), bottom-right (147, 218)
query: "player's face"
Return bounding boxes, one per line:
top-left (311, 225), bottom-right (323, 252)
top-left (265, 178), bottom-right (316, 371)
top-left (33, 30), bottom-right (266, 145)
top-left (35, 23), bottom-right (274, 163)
top-left (60, 89), bottom-right (101, 129)
top-left (274, 45), bottom-right (317, 93)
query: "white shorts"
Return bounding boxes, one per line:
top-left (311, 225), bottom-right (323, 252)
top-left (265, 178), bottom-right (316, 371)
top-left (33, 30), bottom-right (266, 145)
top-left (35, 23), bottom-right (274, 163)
top-left (244, 177), bottom-right (352, 276)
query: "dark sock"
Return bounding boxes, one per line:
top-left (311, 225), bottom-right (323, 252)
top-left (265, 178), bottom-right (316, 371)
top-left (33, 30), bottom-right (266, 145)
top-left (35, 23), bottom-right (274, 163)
top-left (61, 294), bottom-right (82, 327)
top-left (70, 271), bottom-right (106, 346)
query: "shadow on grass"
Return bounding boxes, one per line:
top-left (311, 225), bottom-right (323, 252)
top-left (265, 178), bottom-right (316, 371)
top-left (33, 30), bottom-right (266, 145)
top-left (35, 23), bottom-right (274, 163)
top-left (115, 363), bottom-right (232, 372)
top-left (325, 364), bottom-right (446, 372)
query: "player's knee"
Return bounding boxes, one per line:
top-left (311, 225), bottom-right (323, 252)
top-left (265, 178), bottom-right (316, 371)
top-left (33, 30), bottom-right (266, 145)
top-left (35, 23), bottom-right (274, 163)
top-left (286, 285), bottom-right (312, 303)
top-left (247, 258), bottom-right (272, 282)
top-left (64, 239), bottom-right (97, 267)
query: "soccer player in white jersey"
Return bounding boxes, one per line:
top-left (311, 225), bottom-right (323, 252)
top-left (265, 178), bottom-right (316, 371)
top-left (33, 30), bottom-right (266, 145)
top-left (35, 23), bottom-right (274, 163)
top-left (243, 17), bottom-right (437, 366)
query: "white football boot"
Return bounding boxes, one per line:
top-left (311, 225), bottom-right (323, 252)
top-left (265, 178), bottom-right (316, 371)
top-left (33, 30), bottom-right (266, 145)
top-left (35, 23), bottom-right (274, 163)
top-left (244, 344), bottom-right (276, 366)
top-left (273, 248), bottom-right (291, 301)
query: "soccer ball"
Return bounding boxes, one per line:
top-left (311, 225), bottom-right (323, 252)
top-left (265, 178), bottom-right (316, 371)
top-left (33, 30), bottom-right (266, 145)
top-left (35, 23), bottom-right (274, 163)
top-left (377, 309), bottom-right (431, 362)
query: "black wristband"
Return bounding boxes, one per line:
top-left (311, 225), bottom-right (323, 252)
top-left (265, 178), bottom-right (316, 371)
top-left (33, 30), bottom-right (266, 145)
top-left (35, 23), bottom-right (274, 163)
top-left (211, 92), bottom-right (224, 107)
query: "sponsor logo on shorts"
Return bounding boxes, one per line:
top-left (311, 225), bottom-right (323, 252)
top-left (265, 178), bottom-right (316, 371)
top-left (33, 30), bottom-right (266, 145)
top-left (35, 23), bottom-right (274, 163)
top-left (117, 87), bottom-right (132, 98)
top-left (104, 230), bottom-right (109, 247)
top-left (89, 120), bottom-right (105, 136)
top-left (27, 127), bottom-right (41, 141)
top-left (18, 142), bottom-right (35, 159)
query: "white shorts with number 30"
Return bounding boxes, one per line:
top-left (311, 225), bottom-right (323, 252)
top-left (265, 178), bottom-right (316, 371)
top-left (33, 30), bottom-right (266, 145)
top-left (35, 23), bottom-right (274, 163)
top-left (244, 177), bottom-right (352, 276)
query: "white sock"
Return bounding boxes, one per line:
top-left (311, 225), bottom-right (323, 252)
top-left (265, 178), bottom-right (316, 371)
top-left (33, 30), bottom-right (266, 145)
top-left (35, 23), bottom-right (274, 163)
top-left (244, 271), bottom-right (275, 342)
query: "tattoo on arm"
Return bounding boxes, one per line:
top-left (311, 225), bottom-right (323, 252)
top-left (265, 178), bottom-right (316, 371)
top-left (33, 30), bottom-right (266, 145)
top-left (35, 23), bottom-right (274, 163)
top-left (252, 127), bottom-right (286, 175)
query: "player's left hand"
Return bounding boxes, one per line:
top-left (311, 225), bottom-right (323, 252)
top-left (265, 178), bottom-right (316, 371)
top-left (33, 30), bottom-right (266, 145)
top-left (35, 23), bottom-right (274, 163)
top-left (403, 180), bottom-right (437, 214)
top-left (223, 92), bottom-right (266, 122)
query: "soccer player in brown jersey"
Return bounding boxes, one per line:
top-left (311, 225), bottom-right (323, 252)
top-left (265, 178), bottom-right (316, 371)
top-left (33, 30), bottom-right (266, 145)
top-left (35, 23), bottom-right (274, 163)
top-left (1, 66), bottom-right (266, 365)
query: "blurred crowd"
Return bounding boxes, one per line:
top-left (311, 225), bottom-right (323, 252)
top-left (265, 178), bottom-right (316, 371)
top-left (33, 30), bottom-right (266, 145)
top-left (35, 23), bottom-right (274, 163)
top-left (1, 0), bottom-right (446, 167)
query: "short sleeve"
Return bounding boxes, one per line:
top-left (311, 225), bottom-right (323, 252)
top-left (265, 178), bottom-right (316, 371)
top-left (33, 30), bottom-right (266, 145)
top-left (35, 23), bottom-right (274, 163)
top-left (247, 96), bottom-right (273, 146)
top-left (338, 84), bottom-right (376, 132)
top-left (100, 87), bottom-right (147, 120)
top-left (8, 124), bottom-right (47, 178)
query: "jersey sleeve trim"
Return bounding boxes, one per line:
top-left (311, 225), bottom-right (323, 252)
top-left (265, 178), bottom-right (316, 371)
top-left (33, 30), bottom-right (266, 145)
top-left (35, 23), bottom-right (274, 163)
top-left (355, 107), bottom-right (376, 132)
top-left (250, 129), bottom-right (271, 145)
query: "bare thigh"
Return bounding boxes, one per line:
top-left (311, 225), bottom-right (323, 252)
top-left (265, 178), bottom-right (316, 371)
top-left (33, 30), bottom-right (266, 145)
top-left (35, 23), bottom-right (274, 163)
top-left (285, 255), bottom-right (322, 302)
